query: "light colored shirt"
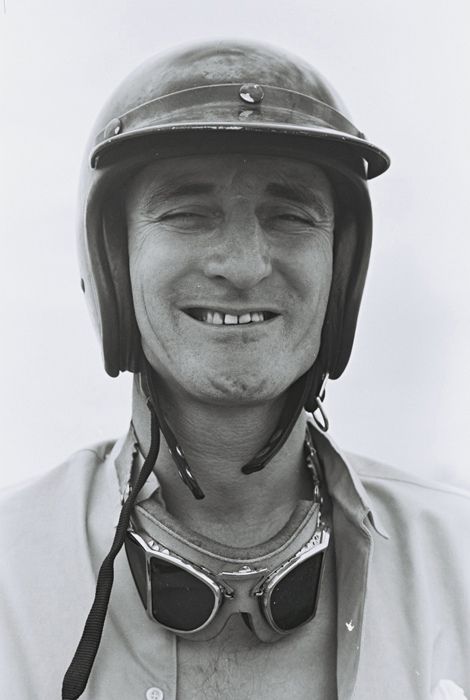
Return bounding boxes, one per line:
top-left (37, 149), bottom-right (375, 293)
top-left (1, 424), bottom-right (469, 699)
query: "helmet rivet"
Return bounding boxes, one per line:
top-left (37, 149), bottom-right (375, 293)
top-left (239, 83), bottom-right (264, 104)
top-left (104, 117), bottom-right (122, 138)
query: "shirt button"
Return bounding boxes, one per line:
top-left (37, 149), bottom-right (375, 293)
top-left (146, 688), bottom-right (164, 700)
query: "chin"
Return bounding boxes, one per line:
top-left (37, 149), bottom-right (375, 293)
top-left (197, 369), bottom-right (293, 406)
top-left (145, 344), bottom-right (309, 405)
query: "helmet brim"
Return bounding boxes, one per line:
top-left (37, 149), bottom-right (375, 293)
top-left (91, 122), bottom-right (389, 180)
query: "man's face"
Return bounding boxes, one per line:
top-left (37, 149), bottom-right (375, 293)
top-left (126, 154), bottom-right (334, 405)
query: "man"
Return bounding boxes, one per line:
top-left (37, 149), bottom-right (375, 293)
top-left (1, 40), bottom-right (469, 700)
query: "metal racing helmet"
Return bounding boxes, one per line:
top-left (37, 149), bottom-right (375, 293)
top-left (78, 39), bottom-right (390, 400)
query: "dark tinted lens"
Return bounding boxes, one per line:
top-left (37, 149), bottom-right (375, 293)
top-left (150, 557), bottom-right (217, 631)
top-left (266, 553), bottom-right (324, 631)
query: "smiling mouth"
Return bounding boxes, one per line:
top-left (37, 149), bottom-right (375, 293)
top-left (183, 309), bottom-right (279, 326)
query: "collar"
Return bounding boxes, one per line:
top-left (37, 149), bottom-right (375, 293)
top-left (111, 428), bottom-right (158, 506)
top-left (112, 417), bottom-right (389, 540)
top-left (307, 418), bottom-right (389, 540)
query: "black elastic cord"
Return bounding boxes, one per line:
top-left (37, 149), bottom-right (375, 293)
top-left (143, 359), bottom-right (205, 499)
top-left (241, 366), bottom-right (318, 474)
top-left (62, 406), bottom-right (161, 700)
top-left (142, 361), bottom-right (321, 488)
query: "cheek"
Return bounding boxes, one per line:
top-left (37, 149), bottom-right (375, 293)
top-left (129, 230), bottom-right (185, 315)
top-left (128, 248), bottom-right (170, 341)
top-left (284, 241), bottom-right (333, 373)
top-left (287, 236), bottom-right (334, 312)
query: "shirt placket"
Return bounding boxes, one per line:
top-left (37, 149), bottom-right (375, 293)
top-left (332, 502), bottom-right (373, 700)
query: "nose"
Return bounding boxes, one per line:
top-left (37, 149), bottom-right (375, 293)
top-left (203, 208), bottom-right (272, 290)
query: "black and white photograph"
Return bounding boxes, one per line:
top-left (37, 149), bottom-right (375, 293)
top-left (1, 1), bottom-right (469, 699)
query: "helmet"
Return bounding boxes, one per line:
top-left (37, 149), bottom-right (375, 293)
top-left (78, 40), bottom-right (390, 406)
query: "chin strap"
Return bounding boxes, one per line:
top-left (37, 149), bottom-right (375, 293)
top-left (61, 403), bottom-right (161, 700)
top-left (143, 360), bottom-right (205, 499)
top-left (311, 372), bottom-right (329, 433)
top-left (141, 360), bottom-right (325, 489)
top-left (241, 365), bottom-right (318, 474)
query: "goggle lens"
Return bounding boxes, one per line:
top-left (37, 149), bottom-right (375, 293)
top-left (150, 558), bottom-right (217, 632)
top-left (267, 552), bottom-right (325, 631)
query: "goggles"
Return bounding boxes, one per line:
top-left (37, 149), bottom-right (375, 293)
top-left (124, 429), bottom-right (330, 643)
top-left (125, 516), bottom-right (329, 642)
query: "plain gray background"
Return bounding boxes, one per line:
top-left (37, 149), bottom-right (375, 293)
top-left (1, 0), bottom-right (469, 489)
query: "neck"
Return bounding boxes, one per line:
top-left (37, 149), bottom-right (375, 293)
top-left (131, 376), bottom-right (312, 546)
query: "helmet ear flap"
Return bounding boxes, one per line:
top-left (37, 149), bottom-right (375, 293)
top-left (100, 195), bottom-right (143, 375)
top-left (305, 170), bottom-right (372, 409)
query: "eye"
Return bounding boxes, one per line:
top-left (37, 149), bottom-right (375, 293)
top-left (264, 211), bottom-right (318, 231)
top-left (161, 211), bottom-right (206, 221)
top-left (275, 214), bottom-right (313, 224)
top-left (258, 202), bottom-right (321, 232)
top-left (157, 209), bottom-right (219, 232)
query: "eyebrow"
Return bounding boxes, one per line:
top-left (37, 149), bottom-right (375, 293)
top-left (143, 181), bottom-right (216, 211)
top-left (142, 177), bottom-right (331, 217)
top-left (166, 183), bottom-right (216, 197)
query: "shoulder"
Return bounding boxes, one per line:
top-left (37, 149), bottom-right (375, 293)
top-left (0, 439), bottom-right (117, 539)
top-left (345, 450), bottom-right (470, 535)
top-left (0, 439), bottom-right (120, 697)
top-left (0, 437), bottom-right (121, 610)
top-left (347, 449), bottom-right (470, 503)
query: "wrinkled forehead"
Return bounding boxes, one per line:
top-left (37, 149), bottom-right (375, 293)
top-left (126, 153), bottom-right (334, 206)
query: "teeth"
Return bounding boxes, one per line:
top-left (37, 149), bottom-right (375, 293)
top-left (194, 310), bottom-right (269, 325)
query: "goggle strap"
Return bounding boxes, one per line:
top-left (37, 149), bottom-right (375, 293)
top-left (61, 407), bottom-right (161, 700)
